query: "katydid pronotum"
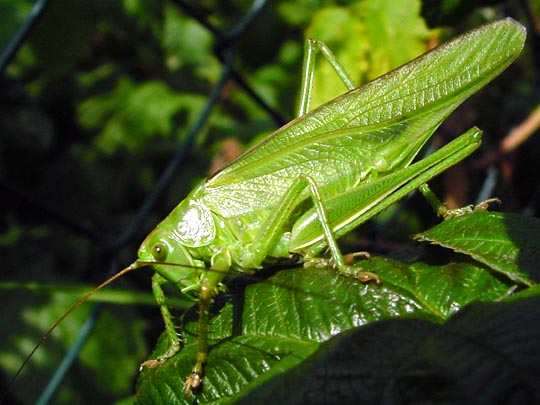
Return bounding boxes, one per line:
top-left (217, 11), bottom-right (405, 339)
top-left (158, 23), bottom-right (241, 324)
top-left (5, 18), bottom-right (525, 399)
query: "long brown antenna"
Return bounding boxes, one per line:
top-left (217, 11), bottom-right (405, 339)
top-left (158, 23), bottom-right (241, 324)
top-left (1, 261), bottom-right (143, 402)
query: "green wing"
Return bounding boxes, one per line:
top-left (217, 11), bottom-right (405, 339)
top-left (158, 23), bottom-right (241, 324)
top-left (290, 128), bottom-right (482, 253)
top-left (202, 19), bottom-right (525, 217)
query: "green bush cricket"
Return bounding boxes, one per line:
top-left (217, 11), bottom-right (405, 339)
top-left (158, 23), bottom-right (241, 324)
top-left (4, 18), bottom-right (525, 400)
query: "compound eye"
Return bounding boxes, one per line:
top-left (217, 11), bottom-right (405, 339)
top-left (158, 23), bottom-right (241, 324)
top-left (151, 242), bottom-right (168, 261)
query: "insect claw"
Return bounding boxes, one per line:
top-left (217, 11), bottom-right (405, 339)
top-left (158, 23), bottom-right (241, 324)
top-left (139, 359), bottom-right (162, 371)
top-left (343, 251), bottom-right (371, 265)
top-left (356, 271), bottom-right (382, 285)
top-left (184, 371), bottom-right (203, 397)
top-left (139, 339), bottom-right (182, 370)
top-left (473, 197), bottom-right (501, 212)
top-left (443, 197), bottom-right (501, 219)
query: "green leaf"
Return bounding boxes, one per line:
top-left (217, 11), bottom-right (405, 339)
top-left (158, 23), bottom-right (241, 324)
top-left (407, 260), bottom-right (513, 318)
top-left (135, 255), bottom-right (516, 404)
top-left (234, 297), bottom-right (540, 404)
top-left (162, 4), bottom-right (217, 79)
top-left (415, 212), bottom-right (540, 286)
top-left (79, 78), bottom-right (206, 154)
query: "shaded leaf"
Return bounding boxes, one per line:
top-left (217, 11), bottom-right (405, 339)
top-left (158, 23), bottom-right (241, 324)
top-left (135, 254), bottom-right (517, 404)
top-left (234, 297), bottom-right (540, 404)
top-left (408, 260), bottom-right (513, 317)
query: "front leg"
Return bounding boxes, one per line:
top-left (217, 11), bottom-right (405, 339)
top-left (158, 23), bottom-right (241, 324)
top-left (140, 272), bottom-right (182, 370)
top-left (183, 281), bottom-right (214, 395)
top-left (184, 247), bottom-right (231, 395)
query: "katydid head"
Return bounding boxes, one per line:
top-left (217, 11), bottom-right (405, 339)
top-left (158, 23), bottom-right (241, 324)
top-left (136, 192), bottom-right (218, 297)
top-left (137, 223), bottom-right (203, 297)
top-left (3, 228), bottom-right (204, 402)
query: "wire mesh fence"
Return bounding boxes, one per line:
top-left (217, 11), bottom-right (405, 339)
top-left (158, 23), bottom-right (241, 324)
top-left (0, 1), bottom-right (288, 403)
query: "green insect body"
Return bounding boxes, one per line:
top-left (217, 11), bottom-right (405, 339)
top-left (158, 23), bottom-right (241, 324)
top-left (4, 19), bottom-right (524, 401)
top-left (132, 18), bottom-right (525, 394)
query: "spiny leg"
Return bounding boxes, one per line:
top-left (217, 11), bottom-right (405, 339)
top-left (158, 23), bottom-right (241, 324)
top-left (297, 39), bottom-right (355, 116)
top-left (418, 183), bottom-right (500, 219)
top-left (184, 248), bottom-right (231, 395)
top-left (296, 40), bottom-right (485, 272)
top-left (140, 272), bottom-right (182, 369)
top-left (247, 174), bottom-right (379, 284)
top-left (298, 42), bottom-right (485, 223)
top-left (296, 176), bottom-right (379, 283)
top-left (183, 281), bottom-right (213, 395)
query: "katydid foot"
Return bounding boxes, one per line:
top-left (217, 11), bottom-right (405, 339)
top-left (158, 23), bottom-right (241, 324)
top-left (419, 183), bottom-right (501, 219)
top-left (442, 198), bottom-right (501, 219)
top-left (303, 254), bottom-right (381, 284)
top-left (139, 339), bottom-right (182, 370)
top-left (183, 365), bottom-right (204, 396)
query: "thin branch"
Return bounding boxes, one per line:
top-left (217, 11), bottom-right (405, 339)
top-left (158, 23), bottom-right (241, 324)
top-left (501, 104), bottom-right (540, 153)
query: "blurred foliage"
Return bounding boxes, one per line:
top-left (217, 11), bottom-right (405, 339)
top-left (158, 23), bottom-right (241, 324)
top-left (0, 0), bottom-right (538, 404)
top-left (306, 0), bottom-right (433, 108)
top-left (421, 0), bottom-right (503, 26)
